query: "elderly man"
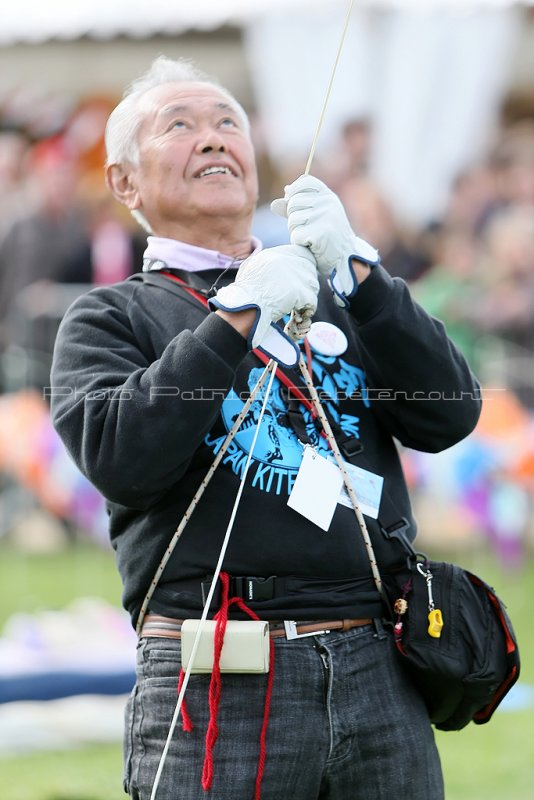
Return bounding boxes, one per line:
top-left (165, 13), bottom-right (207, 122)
top-left (50, 57), bottom-right (481, 800)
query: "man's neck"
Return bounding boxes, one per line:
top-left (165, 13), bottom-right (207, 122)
top-left (154, 218), bottom-right (254, 260)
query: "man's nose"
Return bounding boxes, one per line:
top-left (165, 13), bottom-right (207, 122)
top-left (196, 129), bottom-right (227, 154)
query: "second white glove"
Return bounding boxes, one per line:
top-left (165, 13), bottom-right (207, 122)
top-left (209, 244), bottom-right (319, 366)
top-left (271, 174), bottom-right (380, 307)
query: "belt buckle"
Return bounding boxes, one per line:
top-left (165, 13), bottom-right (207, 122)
top-left (283, 620), bottom-right (329, 640)
top-left (234, 575), bottom-right (276, 602)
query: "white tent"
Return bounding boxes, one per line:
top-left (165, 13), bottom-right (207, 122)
top-left (4, 0), bottom-right (330, 44)
top-left (0, 0), bottom-right (531, 44)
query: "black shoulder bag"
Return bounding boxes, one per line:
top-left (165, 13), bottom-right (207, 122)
top-left (379, 514), bottom-right (520, 731)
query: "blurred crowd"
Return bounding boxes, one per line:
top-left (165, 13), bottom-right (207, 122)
top-left (1, 80), bottom-right (534, 561)
top-left (0, 87), bottom-right (147, 393)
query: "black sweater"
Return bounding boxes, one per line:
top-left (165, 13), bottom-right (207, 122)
top-left (50, 265), bottom-right (481, 626)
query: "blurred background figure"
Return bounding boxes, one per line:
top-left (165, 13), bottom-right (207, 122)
top-left (339, 117), bottom-right (372, 178)
top-left (0, 140), bottom-right (87, 361)
top-left (0, 129), bottom-right (30, 239)
top-left (0, 90), bottom-right (145, 394)
top-left (411, 227), bottom-right (481, 368)
top-left (489, 121), bottom-right (534, 211)
top-left (338, 175), bottom-right (428, 281)
top-left (469, 206), bottom-right (534, 407)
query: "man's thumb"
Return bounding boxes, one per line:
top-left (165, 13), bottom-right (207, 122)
top-left (270, 197), bottom-right (288, 218)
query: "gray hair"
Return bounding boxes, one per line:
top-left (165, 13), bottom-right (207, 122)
top-left (105, 55), bottom-right (250, 167)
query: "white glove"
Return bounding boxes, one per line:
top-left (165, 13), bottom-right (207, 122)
top-left (208, 244), bottom-right (319, 366)
top-left (271, 174), bottom-right (380, 307)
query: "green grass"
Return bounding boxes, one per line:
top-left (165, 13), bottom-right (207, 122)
top-left (438, 712), bottom-right (534, 800)
top-left (0, 541), bottom-right (123, 625)
top-left (435, 549), bottom-right (534, 800)
top-left (0, 743), bottom-right (124, 800)
top-left (0, 541), bottom-right (125, 800)
top-left (0, 541), bottom-right (533, 799)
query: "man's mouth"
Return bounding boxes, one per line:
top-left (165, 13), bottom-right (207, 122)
top-left (195, 166), bottom-right (237, 178)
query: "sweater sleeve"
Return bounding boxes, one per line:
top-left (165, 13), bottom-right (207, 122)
top-left (50, 283), bottom-right (248, 508)
top-left (347, 266), bottom-right (482, 452)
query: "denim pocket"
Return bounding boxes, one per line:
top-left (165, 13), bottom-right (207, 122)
top-left (144, 638), bottom-right (182, 681)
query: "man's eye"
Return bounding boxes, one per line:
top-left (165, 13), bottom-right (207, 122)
top-left (172, 120), bottom-right (187, 129)
top-left (219, 117), bottom-right (237, 128)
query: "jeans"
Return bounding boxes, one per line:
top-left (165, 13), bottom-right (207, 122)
top-left (123, 624), bottom-right (444, 799)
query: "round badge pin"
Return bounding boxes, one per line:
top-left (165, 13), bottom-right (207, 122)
top-left (307, 321), bottom-right (348, 356)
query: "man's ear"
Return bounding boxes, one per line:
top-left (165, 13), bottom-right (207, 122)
top-left (105, 164), bottom-right (141, 210)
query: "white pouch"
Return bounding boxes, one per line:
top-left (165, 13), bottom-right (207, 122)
top-left (181, 619), bottom-right (270, 674)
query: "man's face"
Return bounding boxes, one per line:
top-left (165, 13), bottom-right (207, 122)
top-left (126, 82), bottom-right (259, 238)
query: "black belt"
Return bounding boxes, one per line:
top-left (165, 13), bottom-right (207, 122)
top-left (152, 574), bottom-right (383, 611)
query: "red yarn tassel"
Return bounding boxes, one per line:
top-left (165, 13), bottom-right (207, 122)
top-left (202, 572), bottom-right (231, 791)
top-left (254, 635), bottom-right (275, 800)
top-left (177, 668), bottom-right (194, 733)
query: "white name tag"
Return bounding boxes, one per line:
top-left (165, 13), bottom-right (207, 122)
top-left (331, 459), bottom-right (384, 519)
top-left (287, 446), bottom-right (343, 531)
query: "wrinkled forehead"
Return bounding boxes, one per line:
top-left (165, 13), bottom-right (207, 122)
top-left (137, 81), bottom-right (246, 136)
